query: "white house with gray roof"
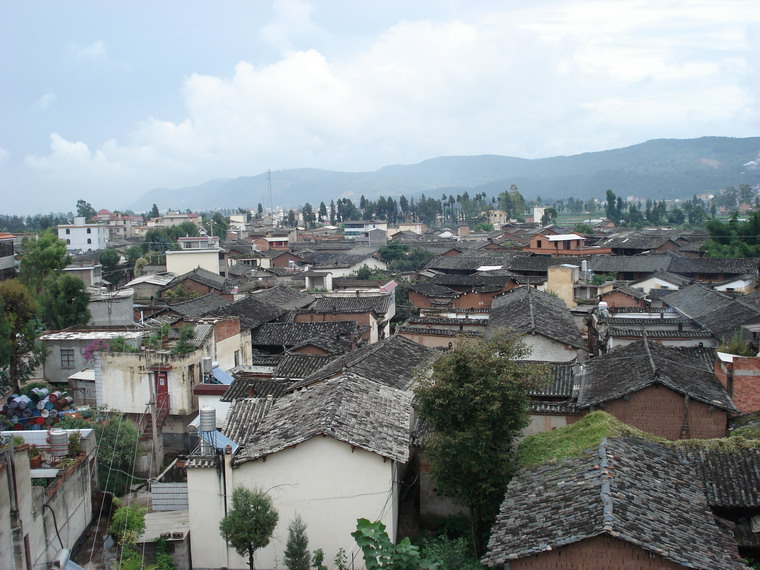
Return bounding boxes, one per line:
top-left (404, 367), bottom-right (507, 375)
top-left (187, 373), bottom-right (413, 569)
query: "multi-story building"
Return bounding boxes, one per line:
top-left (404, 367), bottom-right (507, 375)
top-left (57, 217), bottom-right (108, 251)
top-left (0, 232), bottom-right (16, 280)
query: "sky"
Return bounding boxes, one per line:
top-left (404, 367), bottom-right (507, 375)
top-left (1, 0), bottom-right (759, 214)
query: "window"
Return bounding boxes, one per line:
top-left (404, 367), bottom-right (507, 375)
top-left (65, 228), bottom-right (70, 234)
top-left (87, 238), bottom-right (92, 244)
top-left (66, 239), bottom-right (71, 245)
top-left (536, 240), bottom-right (542, 248)
top-left (234, 350), bottom-right (240, 367)
top-left (86, 228), bottom-right (91, 234)
top-left (61, 348), bottom-right (75, 368)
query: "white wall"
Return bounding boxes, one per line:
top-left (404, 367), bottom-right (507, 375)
top-left (189, 436), bottom-right (397, 570)
top-left (166, 250), bottom-right (220, 275)
top-left (521, 334), bottom-right (581, 362)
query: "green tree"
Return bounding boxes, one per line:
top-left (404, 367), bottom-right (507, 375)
top-left (109, 504), bottom-right (146, 546)
top-left (99, 248), bottom-right (124, 285)
top-left (287, 209), bottom-right (297, 227)
top-left (18, 229), bottom-right (71, 296)
top-left (96, 415), bottom-right (141, 495)
top-left (76, 199), bottom-right (97, 221)
top-left (0, 280), bottom-right (47, 394)
top-left (219, 487), bottom-right (279, 570)
top-left (414, 332), bottom-right (548, 555)
top-left (574, 222), bottom-right (594, 235)
top-left (284, 515), bottom-right (310, 570)
top-left (149, 203), bottom-right (160, 219)
top-left (39, 273), bottom-right (91, 330)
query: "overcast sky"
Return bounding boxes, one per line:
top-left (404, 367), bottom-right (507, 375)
top-left (2, 0), bottom-right (758, 214)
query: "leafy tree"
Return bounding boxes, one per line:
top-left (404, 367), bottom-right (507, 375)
top-left (219, 487), bottom-right (279, 570)
top-left (95, 414), bottom-right (141, 495)
top-left (39, 273), bottom-right (91, 330)
top-left (414, 332), bottom-right (548, 555)
top-left (99, 248), bottom-right (124, 285)
top-left (540, 207), bottom-right (557, 226)
top-left (0, 280), bottom-right (47, 394)
top-left (76, 199), bottom-right (97, 221)
top-left (109, 504), bottom-right (146, 545)
top-left (574, 222), bottom-right (594, 235)
top-left (318, 201), bottom-right (328, 223)
top-left (302, 203), bottom-right (315, 228)
top-left (287, 209), bottom-right (297, 227)
top-left (329, 200), bottom-right (336, 225)
top-left (171, 324), bottom-right (196, 355)
top-left (704, 210), bottom-right (760, 257)
top-left (149, 203), bottom-right (160, 219)
top-left (284, 515), bottom-right (310, 570)
top-left (352, 518), bottom-right (434, 570)
top-left (18, 229), bottom-right (71, 296)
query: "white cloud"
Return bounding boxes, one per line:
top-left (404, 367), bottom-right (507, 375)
top-left (35, 92), bottom-right (57, 110)
top-left (17, 2), bottom-right (760, 211)
top-left (74, 40), bottom-right (109, 61)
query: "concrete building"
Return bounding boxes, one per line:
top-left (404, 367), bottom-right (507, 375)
top-left (57, 217), bottom-right (108, 251)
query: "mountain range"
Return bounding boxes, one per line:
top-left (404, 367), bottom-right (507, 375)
top-left (130, 136), bottom-right (760, 212)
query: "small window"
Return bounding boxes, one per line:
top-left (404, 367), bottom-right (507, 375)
top-left (61, 348), bottom-right (75, 368)
top-left (87, 238), bottom-right (92, 244)
top-left (86, 228), bottom-right (91, 234)
top-left (65, 228), bottom-right (70, 234)
top-left (66, 239), bottom-right (71, 245)
top-left (537, 240), bottom-right (542, 248)
top-left (234, 350), bottom-right (240, 367)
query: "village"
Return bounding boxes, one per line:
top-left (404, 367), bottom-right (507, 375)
top-left (1, 200), bottom-right (760, 570)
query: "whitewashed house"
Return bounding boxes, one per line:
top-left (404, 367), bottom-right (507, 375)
top-left (187, 373), bottom-right (413, 570)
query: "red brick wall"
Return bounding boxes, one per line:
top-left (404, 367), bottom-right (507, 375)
top-left (715, 355), bottom-right (760, 413)
top-left (293, 312), bottom-right (371, 327)
top-left (272, 253), bottom-right (300, 268)
top-left (214, 318), bottom-right (240, 342)
top-left (453, 290), bottom-right (501, 309)
top-left (600, 385), bottom-right (727, 440)
top-left (601, 290), bottom-right (645, 308)
top-left (253, 238), bottom-right (269, 251)
top-left (408, 290), bottom-right (434, 309)
top-left (510, 534), bottom-right (684, 569)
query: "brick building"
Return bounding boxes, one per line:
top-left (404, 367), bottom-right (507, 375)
top-left (576, 341), bottom-right (737, 439)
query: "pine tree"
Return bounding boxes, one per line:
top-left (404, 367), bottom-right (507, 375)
top-left (284, 515), bottom-right (310, 570)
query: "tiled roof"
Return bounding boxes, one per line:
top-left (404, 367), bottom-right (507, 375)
top-left (595, 315), bottom-right (692, 326)
top-left (678, 446), bottom-right (760, 508)
top-left (527, 362), bottom-right (575, 398)
top-left (482, 437), bottom-right (745, 569)
top-left (398, 326), bottom-right (484, 338)
top-left (426, 253), bottom-right (523, 272)
top-left (667, 256), bottom-right (758, 276)
top-left (203, 294), bottom-right (286, 330)
top-left (251, 286), bottom-right (315, 310)
top-left (275, 353), bottom-right (337, 379)
top-left (410, 282), bottom-right (458, 298)
top-left (164, 267), bottom-right (226, 291)
top-left (505, 255), bottom-right (587, 273)
top-left (309, 294), bottom-right (392, 314)
top-left (429, 274), bottom-right (516, 288)
top-left (230, 374), bottom-right (412, 464)
top-left (646, 288), bottom-right (678, 301)
top-left (221, 378), bottom-right (294, 402)
top-left (406, 316), bottom-right (488, 327)
top-left (606, 328), bottom-right (714, 339)
top-left (605, 284), bottom-right (647, 299)
top-left (529, 400), bottom-right (580, 414)
top-left (577, 340), bottom-right (736, 412)
top-left (632, 271), bottom-right (691, 287)
top-left (488, 287), bottom-right (585, 349)
top-left (663, 284), bottom-right (760, 338)
top-left (588, 255), bottom-right (672, 274)
top-left (290, 335), bottom-right (441, 391)
top-left (251, 321), bottom-right (360, 347)
top-left (223, 397), bottom-right (274, 443)
top-left (164, 293), bottom-right (231, 318)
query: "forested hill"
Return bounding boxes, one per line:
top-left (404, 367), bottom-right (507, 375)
top-left (131, 136), bottom-right (760, 211)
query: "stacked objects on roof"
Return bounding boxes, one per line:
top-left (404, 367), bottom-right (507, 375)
top-left (3, 388), bottom-right (75, 430)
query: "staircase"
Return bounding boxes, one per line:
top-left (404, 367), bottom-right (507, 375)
top-left (141, 403), bottom-right (169, 440)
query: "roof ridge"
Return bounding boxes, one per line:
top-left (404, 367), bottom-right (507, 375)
top-left (642, 336), bottom-right (657, 378)
top-left (527, 287), bottom-right (536, 332)
top-left (597, 437), bottom-right (614, 532)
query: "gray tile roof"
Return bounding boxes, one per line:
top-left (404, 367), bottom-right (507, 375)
top-left (482, 437), bottom-right (746, 569)
top-left (250, 321), bottom-right (360, 348)
top-left (577, 340), bottom-right (736, 412)
top-left (527, 362), bottom-right (575, 398)
top-left (203, 294), bottom-right (286, 330)
top-left (310, 294), bottom-right (392, 314)
top-left (251, 286), bottom-right (315, 310)
top-left (165, 267), bottom-right (227, 291)
top-left (429, 274), bottom-right (517, 288)
top-left (410, 282), bottom-right (458, 298)
top-left (221, 378), bottom-right (294, 402)
top-left (290, 334), bottom-right (441, 391)
top-left (228, 374), bottom-right (412, 464)
top-left (678, 446), bottom-right (760, 508)
top-left (667, 256), bottom-right (758, 276)
top-left (274, 353), bottom-right (337, 379)
top-left (606, 284), bottom-right (647, 299)
top-left (663, 284), bottom-right (760, 338)
top-left (631, 271), bottom-right (691, 287)
top-left (488, 287), bottom-right (585, 349)
top-left (165, 293), bottom-right (231, 318)
top-left (588, 255), bottom-right (672, 274)
top-left (223, 397), bottom-right (274, 443)
top-left (606, 327), bottom-right (714, 339)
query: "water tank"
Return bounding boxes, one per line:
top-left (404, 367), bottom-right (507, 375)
top-left (199, 407), bottom-right (216, 432)
top-left (49, 428), bottom-right (69, 459)
top-left (201, 357), bottom-right (212, 374)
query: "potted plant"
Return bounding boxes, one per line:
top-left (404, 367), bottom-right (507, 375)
top-left (28, 445), bottom-right (43, 468)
